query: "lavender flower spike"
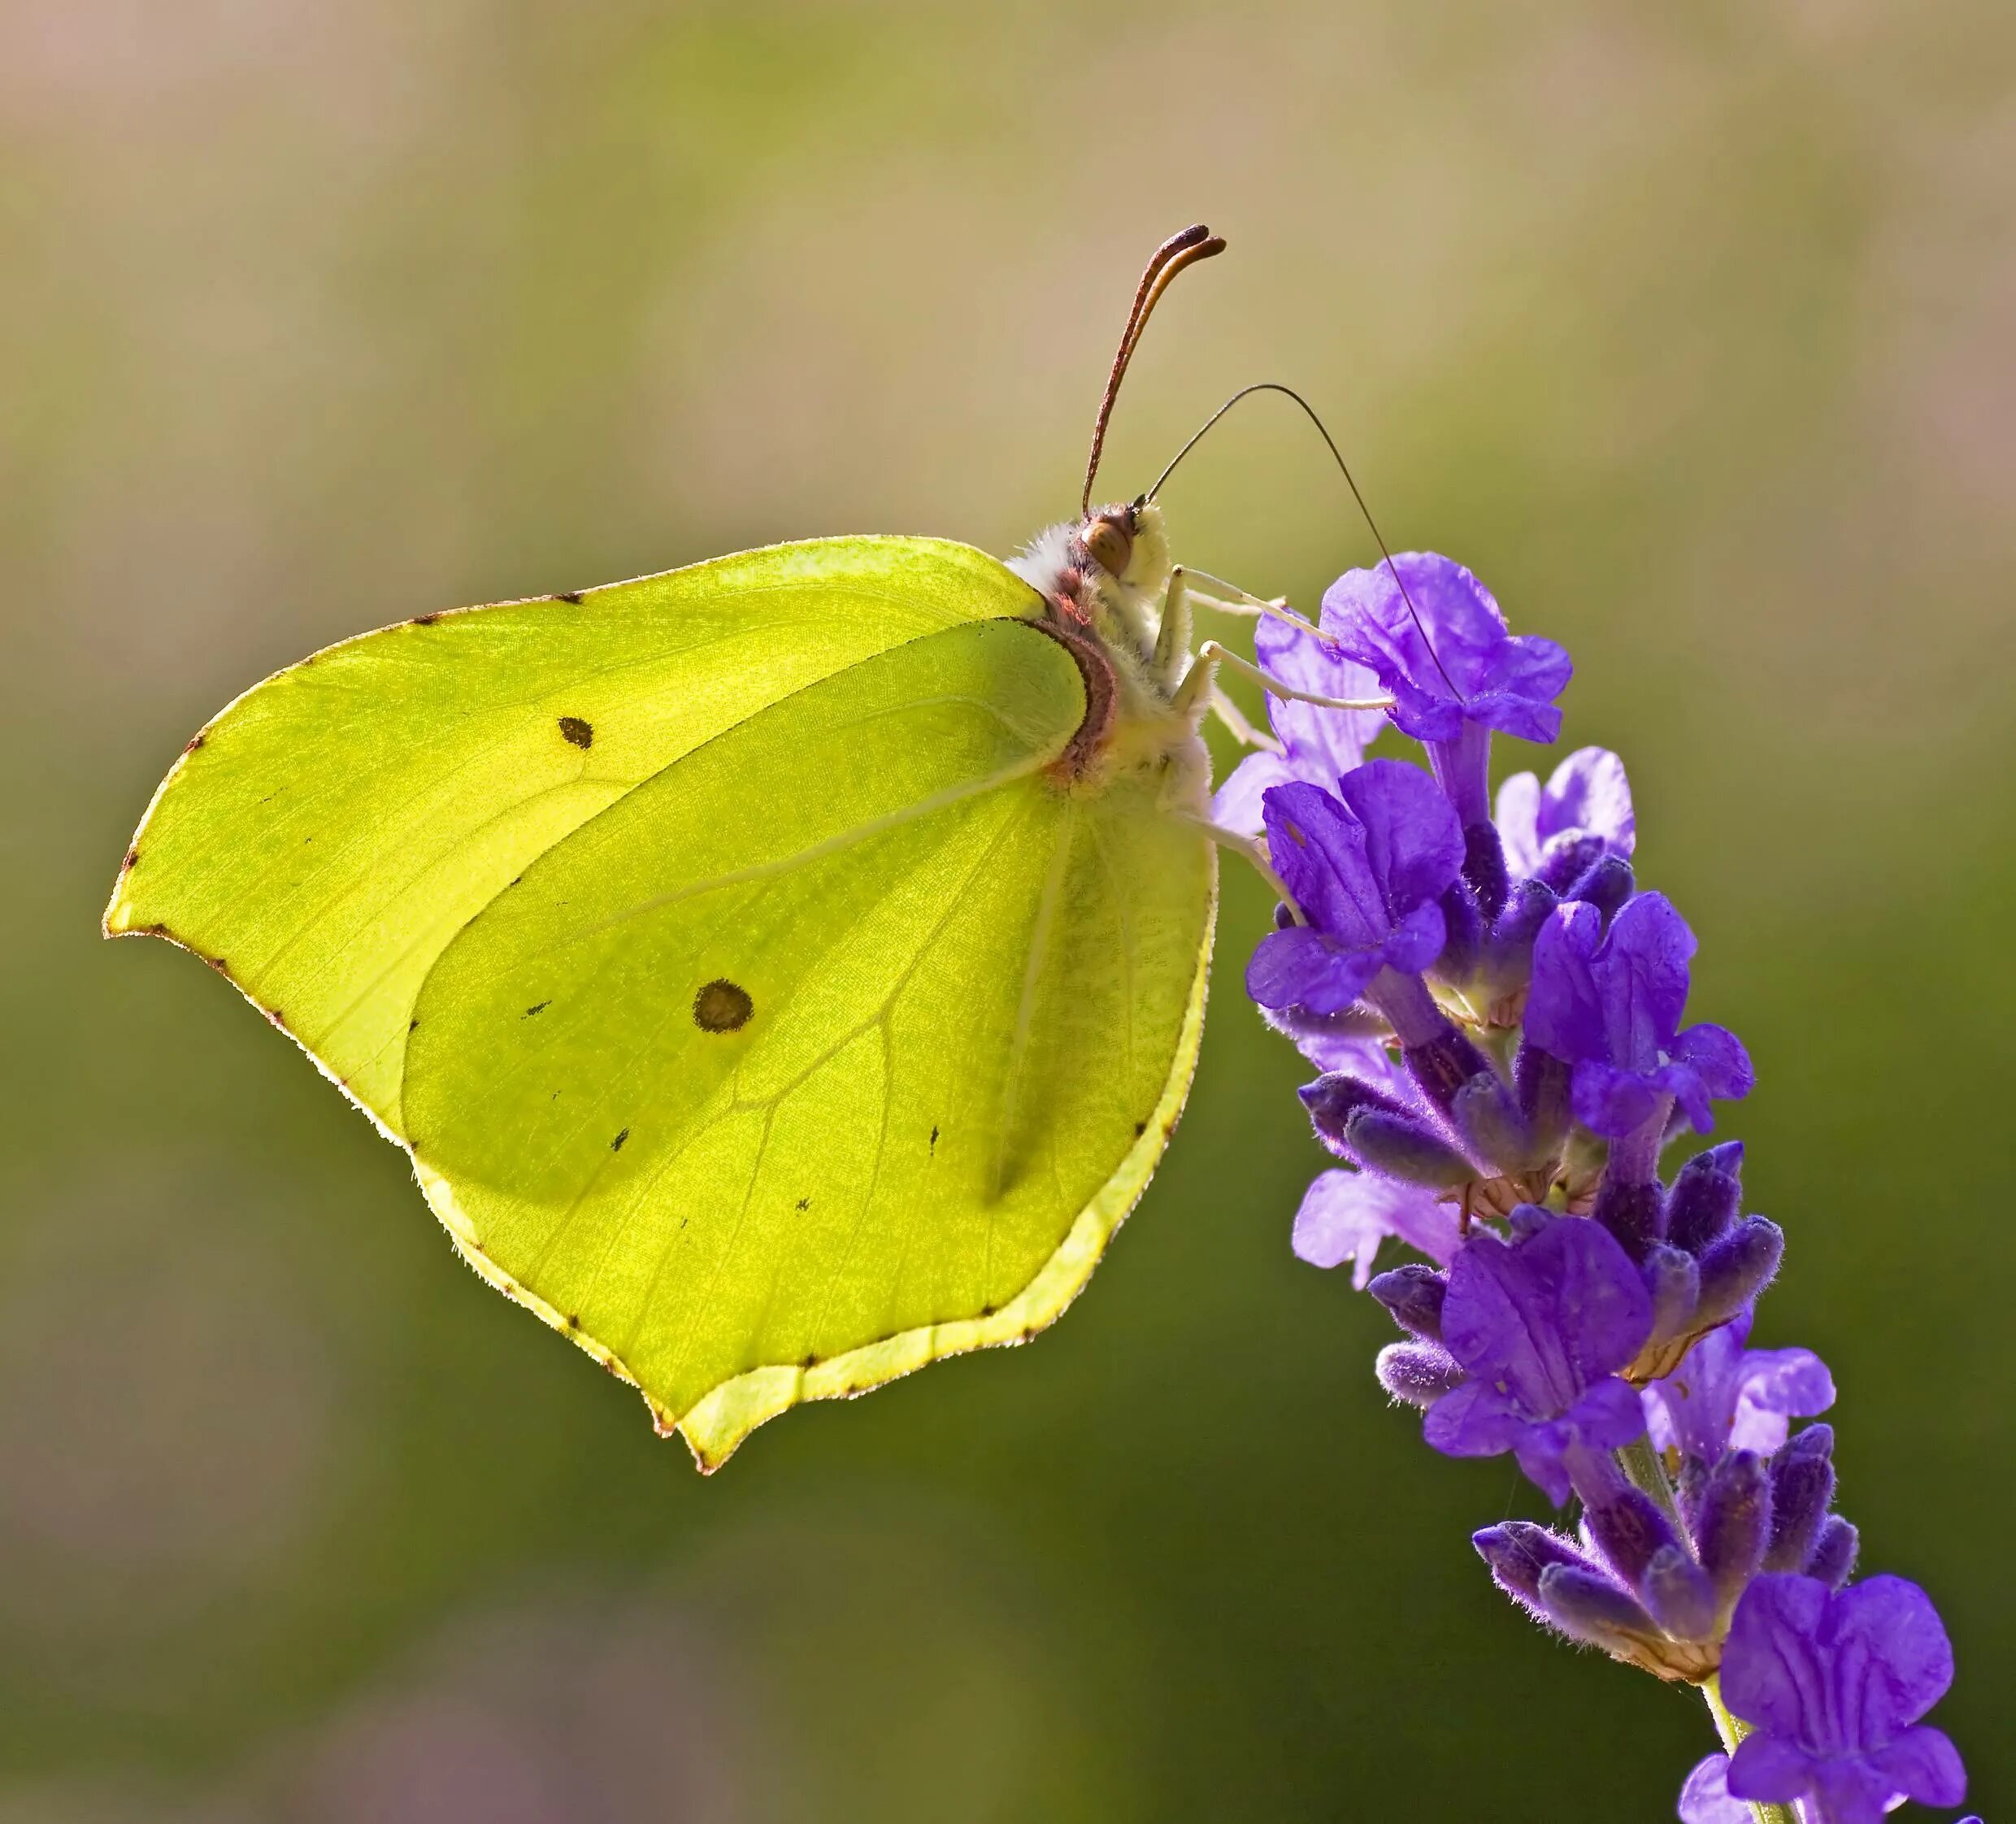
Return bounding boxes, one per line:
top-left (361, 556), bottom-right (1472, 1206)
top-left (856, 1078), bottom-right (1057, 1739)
top-left (1720, 1574), bottom-right (1968, 1824)
top-left (1495, 745), bottom-right (1636, 888)
top-left (1423, 1209), bottom-right (1653, 1504)
top-left (1321, 552), bottom-right (1571, 827)
top-left (1644, 1313), bottom-right (1836, 1464)
top-left (1212, 613), bottom-right (1386, 837)
top-left (1245, 762), bottom-right (1464, 1015)
top-left (1526, 892), bottom-right (1755, 1140)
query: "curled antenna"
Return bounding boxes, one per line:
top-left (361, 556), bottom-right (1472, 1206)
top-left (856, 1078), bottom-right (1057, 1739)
top-left (1149, 380), bottom-right (1461, 701)
top-left (1080, 224), bottom-right (1227, 516)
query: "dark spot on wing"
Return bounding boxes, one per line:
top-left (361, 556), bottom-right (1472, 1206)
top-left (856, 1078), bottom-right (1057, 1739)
top-left (611, 1128), bottom-right (629, 1153)
top-left (524, 1001), bottom-right (550, 1017)
top-left (121, 849), bottom-right (139, 872)
top-left (693, 979), bottom-right (753, 1033)
top-left (566, 1313), bottom-right (580, 1329)
top-left (411, 612), bottom-right (439, 626)
top-left (802, 1353), bottom-right (817, 1369)
top-left (184, 734), bottom-right (206, 754)
top-left (981, 1303), bottom-right (995, 1318)
top-left (558, 715), bottom-right (593, 749)
top-left (265, 1008), bottom-right (287, 1029)
top-left (409, 1018), bottom-right (419, 1031)
top-left (795, 1196), bottom-right (810, 1211)
top-left (1134, 1120), bottom-right (1147, 1137)
top-left (205, 955), bottom-right (230, 974)
top-left (556, 590), bottom-right (584, 604)
top-left (929, 1124), bottom-right (940, 1153)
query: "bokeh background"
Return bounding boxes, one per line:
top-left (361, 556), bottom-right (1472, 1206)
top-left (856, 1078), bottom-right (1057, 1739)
top-left (4, 2), bottom-right (2010, 1817)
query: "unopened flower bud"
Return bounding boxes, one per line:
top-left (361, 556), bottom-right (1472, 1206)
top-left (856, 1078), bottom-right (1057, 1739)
top-left (1368, 1264), bottom-right (1447, 1342)
top-left (1345, 1110), bottom-right (1476, 1189)
top-left (1804, 1513), bottom-right (1858, 1589)
top-left (1765, 1424), bottom-right (1836, 1572)
top-left (1694, 1449), bottom-right (1770, 1605)
top-left (1665, 1141), bottom-right (1745, 1254)
top-left (1375, 1341), bottom-right (1464, 1407)
top-left (1694, 1217), bottom-right (1784, 1329)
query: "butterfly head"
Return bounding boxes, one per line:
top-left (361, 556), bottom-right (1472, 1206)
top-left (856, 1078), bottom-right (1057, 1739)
top-left (1078, 496), bottom-right (1171, 600)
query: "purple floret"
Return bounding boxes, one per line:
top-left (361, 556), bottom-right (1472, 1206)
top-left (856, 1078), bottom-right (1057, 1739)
top-left (1525, 892), bottom-right (1754, 1139)
top-left (1643, 1313), bottom-right (1836, 1463)
top-left (1212, 613), bottom-right (1387, 837)
top-left (1320, 553), bottom-right (1571, 826)
top-left (1291, 1168), bottom-right (1462, 1288)
top-left (1423, 1210), bottom-right (1653, 1504)
top-left (1246, 761), bottom-right (1464, 1014)
top-left (1720, 1574), bottom-right (1967, 1824)
top-left (1495, 746), bottom-right (1636, 884)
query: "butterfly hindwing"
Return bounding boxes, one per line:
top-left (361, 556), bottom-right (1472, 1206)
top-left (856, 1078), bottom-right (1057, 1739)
top-left (404, 616), bottom-right (1215, 1464)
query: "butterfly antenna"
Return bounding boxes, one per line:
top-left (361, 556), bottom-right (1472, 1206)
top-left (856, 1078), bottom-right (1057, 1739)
top-left (1149, 380), bottom-right (1462, 701)
top-left (1080, 224), bottom-right (1227, 517)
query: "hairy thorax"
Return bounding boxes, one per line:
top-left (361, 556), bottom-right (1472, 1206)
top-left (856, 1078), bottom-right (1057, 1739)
top-left (1006, 499), bottom-right (1213, 815)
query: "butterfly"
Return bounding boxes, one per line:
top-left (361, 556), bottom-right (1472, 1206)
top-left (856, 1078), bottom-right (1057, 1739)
top-left (105, 225), bottom-right (1274, 1468)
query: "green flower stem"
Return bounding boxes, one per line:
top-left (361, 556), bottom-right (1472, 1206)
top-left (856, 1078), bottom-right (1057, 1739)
top-left (1701, 1674), bottom-right (1799, 1824)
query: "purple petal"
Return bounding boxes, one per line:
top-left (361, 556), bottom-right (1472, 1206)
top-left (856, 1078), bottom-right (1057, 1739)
top-left (1726, 1348), bottom-right (1836, 1456)
top-left (1725, 1733), bottom-right (1819, 1805)
top-left (1381, 899), bottom-right (1449, 976)
top-left (1562, 1374), bottom-right (1649, 1452)
top-left (1256, 615), bottom-right (1386, 773)
top-left (1337, 758), bottom-right (1466, 911)
top-left (1592, 892), bottom-right (1696, 1070)
top-left (1210, 749), bottom-right (1293, 838)
top-left (1868, 1725), bottom-right (1966, 1808)
top-left (1385, 675), bottom-right (1466, 743)
top-left (1671, 1023), bottom-right (1756, 1101)
top-left (1540, 747), bottom-right (1635, 855)
top-left (1422, 1378), bottom-right (1529, 1460)
top-left (1723, 1574), bottom-right (1835, 1739)
top-left (1526, 901), bottom-right (1608, 1063)
top-left (1465, 685), bottom-right (1565, 745)
top-left (1828, 1576), bottom-right (1956, 1735)
top-left (1570, 1059), bottom-right (1666, 1138)
top-left (1438, 1215), bottom-right (1653, 1412)
top-left (1245, 926), bottom-right (1383, 1014)
top-left (1495, 770), bottom-right (1545, 876)
top-left (1678, 1753), bottom-right (1752, 1824)
top-left (1290, 1169), bottom-right (1460, 1288)
top-left (1260, 783), bottom-right (1387, 943)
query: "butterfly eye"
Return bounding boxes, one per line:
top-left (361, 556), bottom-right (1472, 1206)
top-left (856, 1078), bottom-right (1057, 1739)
top-left (1083, 512), bottom-right (1133, 576)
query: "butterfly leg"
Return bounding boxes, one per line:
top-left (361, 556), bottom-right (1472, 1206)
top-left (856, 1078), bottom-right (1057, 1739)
top-left (1209, 684), bottom-right (1282, 753)
top-left (1197, 641), bottom-right (1393, 714)
top-left (1151, 566), bottom-right (1195, 693)
top-left (1183, 814), bottom-right (1305, 923)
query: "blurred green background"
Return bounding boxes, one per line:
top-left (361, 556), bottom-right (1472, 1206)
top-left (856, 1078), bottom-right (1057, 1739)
top-left (3, 2), bottom-right (2010, 1817)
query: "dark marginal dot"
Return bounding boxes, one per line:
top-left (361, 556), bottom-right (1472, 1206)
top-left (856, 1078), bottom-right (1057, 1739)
top-left (980, 1304), bottom-right (996, 1318)
top-left (556, 590), bottom-right (584, 604)
top-left (411, 612), bottom-right (439, 626)
top-left (802, 1353), bottom-right (817, 1369)
top-left (409, 1018), bottom-right (419, 1031)
top-left (611, 1128), bottom-right (629, 1153)
top-left (205, 955), bottom-right (229, 974)
top-left (184, 734), bottom-right (206, 754)
top-left (121, 849), bottom-right (139, 871)
top-left (693, 979), bottom-right (754, 1033)
top-left (566, 1314), bottom-right (580, 1329)
top-left (1133, 1120), bottom-right (1146, 1137)
top-left (523, 1001), bottom-right (550, 1018)
top-left (558, 715), bottom-right (593, 749)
